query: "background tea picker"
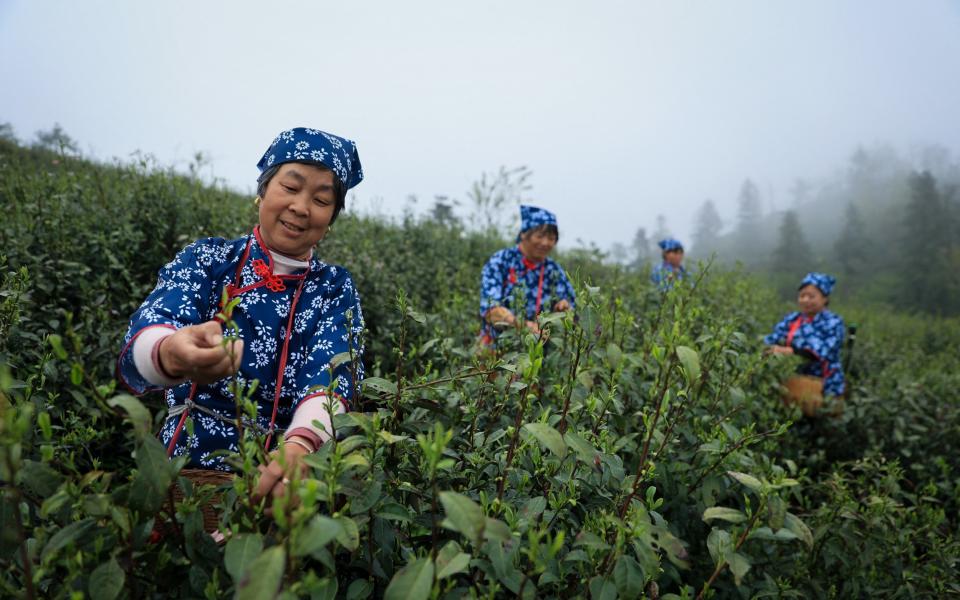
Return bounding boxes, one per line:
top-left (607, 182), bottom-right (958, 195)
top-left (479, 204), bottom-right (576, 344)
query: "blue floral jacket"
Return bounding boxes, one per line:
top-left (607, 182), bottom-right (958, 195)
top-left (764, 310), bottom-right (845, 396)
top-left (118, 227), bottom-right (364, 470)
top-left (479, 246), bottom-right (575, 341)
top-left (650, 262), bottom-right (687, 290)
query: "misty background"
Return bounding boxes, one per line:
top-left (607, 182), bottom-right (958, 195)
top-left (2, 1), bottom-right (959, 313)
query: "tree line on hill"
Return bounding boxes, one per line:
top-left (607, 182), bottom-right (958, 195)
top-left (624, 145), bottom-right (960, 315)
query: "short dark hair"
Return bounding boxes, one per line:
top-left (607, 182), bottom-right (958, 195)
top-left (522, 223), bottom-right (559, 241)
top-left (256, 162), bottom-right (347, 224)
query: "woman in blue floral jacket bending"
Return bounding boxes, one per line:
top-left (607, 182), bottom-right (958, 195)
top-left (117, 127), bottom-right (365, 500)
top-left (479, 205), bottom-right (576, 344)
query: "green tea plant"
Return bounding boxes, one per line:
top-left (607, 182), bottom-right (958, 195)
top-left (1, 136), bottom-right (958, 598)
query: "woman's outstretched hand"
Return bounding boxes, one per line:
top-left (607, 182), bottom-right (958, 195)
top-left (254, 438), bottom-right (312, 514)
top-left (486, 306), bottom-right (517, 330)
top-left (157, 320), bottom-right (244, 384)
top-left (553, 299), bottom-right (571, 312)
top-left (764, 344), bottom-right (795, 356)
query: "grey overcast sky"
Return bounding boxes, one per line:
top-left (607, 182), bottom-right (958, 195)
top-left (3, 1), bottom-right (960, 251)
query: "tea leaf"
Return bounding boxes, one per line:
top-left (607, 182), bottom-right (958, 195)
top-left (783, 512), bottom-right (814, 548)
top-left (728, 551), bottom-right (751, 586)
top-left (384, 557), bottom-right (434, 600)
top-left (47, 334), bottom-right (67, 360)
top-left (336, 516), bottom-right (360, 551)
top-left (237, 546), bottom-right (285, 600)
top-left (17, 459), bottom-right (62, 498)
top-left (613, 555), bottom-right (646, 597)
top-left (702, 506), bottom-right (747, 524)
top-left (523, 422), bottom-right (567, 456)
top-left (767, 494), bottom-right (786, 531)
top-left (346, 579), bottom-right (374, 600)
top-left (129, 437), bottom-right (174, 514)
top-left (483, 517), bottom-right (512, 542)
top-left (292, 516), bottom-right (341, 557)
top-left (224, 533), bottom-right (264, 582)
top-left (436, 541), bottom-right (471, 579)
top-left (107, 394), bottom-right (152, 437)
top-left (726, 471), bottom-right (763, 492)
top-left (362, 377), bottom-right (398, 395)
top-left (89, 557), bottom-right (124, 600)
top-left (41, 518), bottom-right (96, 562)
top-left (675, 345), bottom-right (700, 383)
top-left (706, 528), bottom-right (731, 565)
top-left (439, 491), bottom-right (485, 545)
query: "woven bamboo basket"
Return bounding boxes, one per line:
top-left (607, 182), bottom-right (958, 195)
top-left (781, 375), bottom-right (843, 417)
top-left (782, 375), bottom-right (823, 417)
top-left (164, 468), bottom-right (234, 535)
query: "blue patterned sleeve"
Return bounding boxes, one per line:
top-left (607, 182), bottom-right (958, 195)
top-left (763, 313), bottom-right (795, 346)
top-left (117, 239), bottom-right (223, 393)
top-left (829, 316), bottom-right (846, 363)
top-left (292, 268), bottom-right (366, 411)
top-left (479, 252), bottom-right (506, 319)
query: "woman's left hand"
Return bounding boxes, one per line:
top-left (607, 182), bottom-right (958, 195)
top-left (254, 437), bottom-right (312, 510)
top-left (553, 299), bottom-right (571, 312)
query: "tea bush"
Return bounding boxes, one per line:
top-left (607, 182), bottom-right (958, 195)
top-left (1, 139), bottom-right (958, 598)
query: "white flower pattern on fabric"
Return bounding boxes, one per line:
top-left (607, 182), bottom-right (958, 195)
top-left (321, 133), bottom-right (343, 149)
top-left (240, 289), bottom-right (266, 310)
top-left (294, 309), bottom-right (315, 334)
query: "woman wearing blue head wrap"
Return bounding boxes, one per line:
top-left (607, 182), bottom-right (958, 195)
top-left (764, 272), bottom-right (846, 414)
top-left (651, 238), bottom-right (687, 289)
top-left (117, 127), bottom-right (365, 504)
top-left (479, 205), bottom-right (576, 343)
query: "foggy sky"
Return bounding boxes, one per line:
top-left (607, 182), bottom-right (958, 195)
top-left (2, 1), bottom-right (959, 252)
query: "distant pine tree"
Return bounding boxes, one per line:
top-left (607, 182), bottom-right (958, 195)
top-left (899, 171), bottom-right (958, 315)
top-left (692, 199), bottom-right (723, 257)
top-left (772, 211), bottom-right (814, 294)
top-left (652, 214), bottom-right (671, 246)
top-left (834, 202), bottom-right (871, 280)
top-left (0, 122), bottom-right (15, 143)
top-left (630, 227), bottom-right (652, 270)
top-left (734, 179), bottom-right (764, 265)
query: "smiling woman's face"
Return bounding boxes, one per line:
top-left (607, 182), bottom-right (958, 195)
top-left (519, 228), bottom-right (558, 263)
top-left (258, 163), bottom-right (337, 259)
top-left (797, 284), bottom-right (828, 316)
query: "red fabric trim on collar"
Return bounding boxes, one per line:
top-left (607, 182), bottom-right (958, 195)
top-left (521, 256), bottom-right (541, 270)
top-left (252, 226), bottom-right (274, 270)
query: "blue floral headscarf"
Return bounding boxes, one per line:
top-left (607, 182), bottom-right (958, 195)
top-left (658, 238), bottom-right (684, 252)
top-left (257, 127), bottom-right (363, 189)
top-left (799, 272), bottom-right (836, 296)
top-left (519, 205), bottom-right (557, 235)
